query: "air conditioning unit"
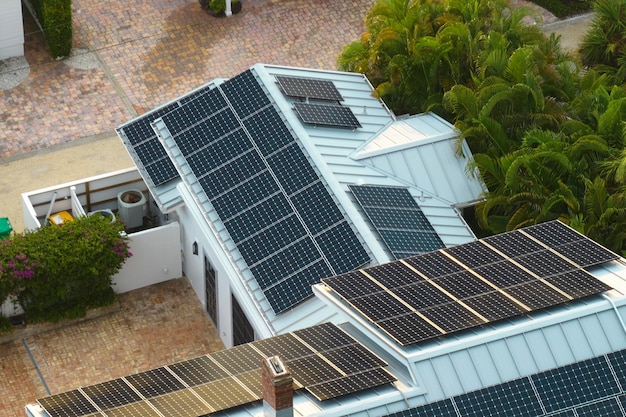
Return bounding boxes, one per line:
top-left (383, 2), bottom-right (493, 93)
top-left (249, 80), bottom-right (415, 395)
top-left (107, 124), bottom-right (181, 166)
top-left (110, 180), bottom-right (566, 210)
top-left (117, 189), bottom-right (146, 229)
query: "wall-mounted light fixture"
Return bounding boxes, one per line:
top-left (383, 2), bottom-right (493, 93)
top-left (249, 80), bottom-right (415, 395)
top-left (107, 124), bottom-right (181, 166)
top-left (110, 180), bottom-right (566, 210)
top-left (192, 241), bottom-right (198, 255)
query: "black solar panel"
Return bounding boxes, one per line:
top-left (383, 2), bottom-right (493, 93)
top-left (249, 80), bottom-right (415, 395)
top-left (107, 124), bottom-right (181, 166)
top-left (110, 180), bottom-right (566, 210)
top-left (211, 344), bottom-right (266, 375)
top-left (391, 281), bottom-right (453, 310)
top-left (366, 262), bottom-right (424, 289)
top-left (294, 322), bottom-right (356, 351)
top-left (294, 102), bottom-right (361, 128)
top-left (323, 221), bottom-right (614, 346)
top-left (607, 350), bottom-right (626, 388)
top-left (253, 333), bottom-right (315, 361)
top-left (222, 69), bottom-right (271, 118)
top-left (306, 368), bottom-right (396, 401)
top-left (350, 185), bottom-right (444, 259)
top-left (376, 313), bottom-right (442, 345)
top-left (224, 195), bottom-right (292, 243)
top-left (384, 399), bottom-right (458, 417)
top-left (453, 378), bottom-right (543, 417)
top-left (276, 75), bottom-right (343, 101)
top-left (251, 238), bottom-right (323, 290)
top-left (288, 355), bottom-right (344, 386)
top-left (552, 239), bottom-right (618, 267)
top-left (433, 271), bottom-right (494, 299)
top-left (243, 105), bottom-right (295, 156)
top-left (443, 241), bottom-right (506, 269)
top-left (351, 292), bottom-right (413, 322)
top-left (263, 260), bottom-right (333, 313)
top-left (576, 398), bottom-right (623, 417)
top-left (81, 379), bottom-right (141, 410)
top-left (532, 356), bottom-right (620, 413)
top-left (291, 182), bottom-right (345, 234)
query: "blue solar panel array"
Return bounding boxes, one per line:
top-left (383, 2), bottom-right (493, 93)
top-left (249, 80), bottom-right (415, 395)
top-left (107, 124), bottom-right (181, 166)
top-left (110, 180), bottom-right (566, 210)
top-left (349, 185), bottom-right (445, 259)
top-left (385, 348), bottom-right (626, 417)
top-left (155, 70), bottom-right (369, 313)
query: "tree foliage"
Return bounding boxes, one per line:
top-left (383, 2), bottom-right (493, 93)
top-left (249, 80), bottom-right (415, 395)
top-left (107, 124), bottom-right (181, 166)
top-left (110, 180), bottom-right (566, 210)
top-left (339, 0), bottom-right (626, 254)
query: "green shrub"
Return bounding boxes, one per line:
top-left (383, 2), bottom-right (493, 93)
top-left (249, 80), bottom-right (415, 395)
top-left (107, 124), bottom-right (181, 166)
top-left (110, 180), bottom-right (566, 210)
top-left (0, 215), bottom-right (132, 324)
top-left (30, 0), bottom-right (72, 58)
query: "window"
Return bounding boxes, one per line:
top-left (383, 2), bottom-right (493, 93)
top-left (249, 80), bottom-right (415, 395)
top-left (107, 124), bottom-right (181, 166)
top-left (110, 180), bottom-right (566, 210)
top-left (232, 294), bottom-right (254, 345)
top-left (204, 256), bottom-right (217, 324)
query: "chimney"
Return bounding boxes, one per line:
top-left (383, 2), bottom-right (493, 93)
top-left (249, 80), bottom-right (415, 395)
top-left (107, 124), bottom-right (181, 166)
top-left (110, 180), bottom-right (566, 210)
top-left (262, 355), bottom-right (294, 417)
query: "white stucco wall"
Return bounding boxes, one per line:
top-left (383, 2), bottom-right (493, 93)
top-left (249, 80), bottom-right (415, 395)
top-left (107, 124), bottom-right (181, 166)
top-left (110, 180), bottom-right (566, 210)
top-left (0, 0), bottom-right (24, 59)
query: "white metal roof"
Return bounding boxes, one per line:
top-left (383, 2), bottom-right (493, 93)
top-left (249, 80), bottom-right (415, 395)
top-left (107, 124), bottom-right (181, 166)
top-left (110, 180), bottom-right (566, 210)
top-left (123, 64), bottom-right (483, 336)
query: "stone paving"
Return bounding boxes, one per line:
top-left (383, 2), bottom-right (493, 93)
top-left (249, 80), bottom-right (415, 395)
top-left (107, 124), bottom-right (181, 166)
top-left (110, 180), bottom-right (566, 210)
top-left (0, 0), bottom-right (373, 158)
top-left (0, 278), bottom-right (223, 417)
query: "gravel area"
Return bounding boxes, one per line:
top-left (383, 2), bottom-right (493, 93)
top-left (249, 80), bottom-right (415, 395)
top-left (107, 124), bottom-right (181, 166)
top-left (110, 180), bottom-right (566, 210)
top-left (0, 55), bottom-right (30, 90)
top-left (63, 48), bottom-right (99, 70)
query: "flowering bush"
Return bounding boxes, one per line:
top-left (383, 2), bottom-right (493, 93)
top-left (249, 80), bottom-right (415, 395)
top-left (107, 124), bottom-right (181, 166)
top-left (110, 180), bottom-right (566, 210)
top-left (0, 214), bottom-right (132, 326)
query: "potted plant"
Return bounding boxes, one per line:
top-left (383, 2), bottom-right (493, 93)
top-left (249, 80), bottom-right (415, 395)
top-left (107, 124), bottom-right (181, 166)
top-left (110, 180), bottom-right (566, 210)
top-left (200, 0), bottom-right (242, 16)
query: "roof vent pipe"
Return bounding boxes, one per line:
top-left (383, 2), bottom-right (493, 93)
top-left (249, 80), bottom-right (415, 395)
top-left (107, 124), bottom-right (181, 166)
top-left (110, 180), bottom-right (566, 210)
top-left (262, 355), bottom-right (293, 417)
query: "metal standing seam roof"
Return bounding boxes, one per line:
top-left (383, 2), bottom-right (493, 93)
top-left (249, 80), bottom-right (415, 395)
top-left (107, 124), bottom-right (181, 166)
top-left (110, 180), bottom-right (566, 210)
top-left (117, 64), bottom-right (483, 332)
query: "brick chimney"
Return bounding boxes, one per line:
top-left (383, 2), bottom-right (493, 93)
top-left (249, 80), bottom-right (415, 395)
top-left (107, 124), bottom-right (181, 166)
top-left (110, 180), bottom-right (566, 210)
top-left (262, 355), bottom-right (294, 417)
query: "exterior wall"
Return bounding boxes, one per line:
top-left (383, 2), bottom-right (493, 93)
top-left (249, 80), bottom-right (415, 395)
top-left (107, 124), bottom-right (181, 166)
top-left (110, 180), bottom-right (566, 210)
top-left (0, 0), bottom-right (24, 59)
top-left (112, 222), bottom-right (182, 293)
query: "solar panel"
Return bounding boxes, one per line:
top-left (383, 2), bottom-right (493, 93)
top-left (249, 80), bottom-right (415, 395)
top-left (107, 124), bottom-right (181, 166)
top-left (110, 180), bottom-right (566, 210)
top-left (443, 241), bottom-right (505, 269)
top-left (384, 399), bottom-right (458, 417)
top-left (306, 368), bottom-right (396, 401)
top-left (607, 350), bottom-right (626, 388)
top-left (167, 356), bottom-right (229, 387)
top-left (253, 333), bottom-right (315, 361)
top-left (276, 75), bottom-right (343, 101)
top-left (221, 69), bottom-right (271, 119)
top-left (552, 239), bottom-right (618, 267)
top-left (376, 313), bottom-right (443, 346)
top-left (287, 355), bottom-right (344, 386)
top-left (453, 378), bottom-right (543, 417)
top-left (192, 378), bottom-right (257, 411)
top-left (124, 367), bottom-right (186, 399)
top-left (263, 260), bottom-right (333, 313)
top-left (294, 102), bottom-right (361, 128)
top-left (350, 185), bottom-right (444, 259)
top-left (532, 356), bottom-right (620, 413)
top-left (105, 401), bottom-right (162, 417)
top-left (38, 390), bottom-right (98, 417)
top-left (323, 221), bottom-right (614, 346)
top-left (575, 398), bottom-right (623, 417)
top-left (365, 262), bottom-right (425, 289)
top-left (81, 379), bottom-right (141, 410)
top-left (149, 389), bottom-right (213, 417)
top-left (293, 322), bottom-right (357, 351)
top-left (210, 343), bottom-right (266, 375)
top-left (320, 344), bottom-right (386, 374)
top-left (350, 291), bottom-right (413, 322)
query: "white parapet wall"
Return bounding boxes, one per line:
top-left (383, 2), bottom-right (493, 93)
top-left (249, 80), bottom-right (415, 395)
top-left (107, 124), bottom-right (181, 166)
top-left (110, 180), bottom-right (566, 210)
top-left (112, 221), bottom-right (182, 293)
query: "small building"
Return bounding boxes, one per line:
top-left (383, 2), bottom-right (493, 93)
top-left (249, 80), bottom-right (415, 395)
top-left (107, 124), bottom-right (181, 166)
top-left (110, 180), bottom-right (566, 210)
top-left (114, 64), bottom-right (484, 348)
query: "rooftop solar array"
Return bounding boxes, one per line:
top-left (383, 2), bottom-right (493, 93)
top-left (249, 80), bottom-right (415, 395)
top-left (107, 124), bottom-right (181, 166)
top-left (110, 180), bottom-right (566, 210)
top-left (116, 85), bottom-right (214, 187)
top-left (275, 76), bottom-right (344, 101)
top-left (385, 348), bottom-right (626, 417)
top-left (153, 69), bottom-right (369, 313)
top-left (349, 185), bottom-right (445, 259)
top-left (37, 323), bottom-right (396, 417)
top-left (293, 102), bottom-right (362, 129)
top-left (323, 220), bottom-right (617, 346)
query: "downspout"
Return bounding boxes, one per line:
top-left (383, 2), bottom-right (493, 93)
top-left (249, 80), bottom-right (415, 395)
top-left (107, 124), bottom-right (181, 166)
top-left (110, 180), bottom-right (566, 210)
top-left (602, 294), bottom-right (626, 336)
top-left (225, 0), bottom-right (232, 16)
